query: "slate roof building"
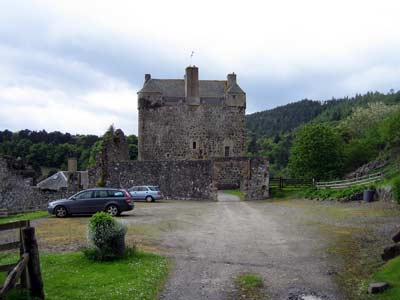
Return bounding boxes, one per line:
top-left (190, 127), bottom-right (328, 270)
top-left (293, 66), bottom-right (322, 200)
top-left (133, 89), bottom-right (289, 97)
top-left (137, 66), bottom-right (246, 161)
top-left (37, 171), bottom-right (89, 191)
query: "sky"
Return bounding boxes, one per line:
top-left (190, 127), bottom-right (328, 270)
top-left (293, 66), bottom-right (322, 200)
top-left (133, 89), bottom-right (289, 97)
top-left (1, 0), bottom-right (400, 135)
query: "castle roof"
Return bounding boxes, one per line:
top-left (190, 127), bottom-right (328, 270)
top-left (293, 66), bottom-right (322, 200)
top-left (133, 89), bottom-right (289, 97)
top-left (139, 79), bottom-right (244, 98)
top-left (226, 83), bottom-right (245, 94)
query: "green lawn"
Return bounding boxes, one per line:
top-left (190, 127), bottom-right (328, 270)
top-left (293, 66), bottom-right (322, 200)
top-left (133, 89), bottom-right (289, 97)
top-left (369, 256), bottom-right (400, 299)
top-left (0, 211), bottom-right (49, 225)
top-left (1, 251), bottom-right (169, 300)
top-left (223, 189), bottom-right (245, 200)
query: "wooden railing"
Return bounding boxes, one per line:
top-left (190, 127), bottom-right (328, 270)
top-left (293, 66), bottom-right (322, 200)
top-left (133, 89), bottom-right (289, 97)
top-left (0, 220), bottom-right (44, 299)
top-left (316, 172), bottom-right (384, 189)
top-left (270, 177), bottom-right (313, 189)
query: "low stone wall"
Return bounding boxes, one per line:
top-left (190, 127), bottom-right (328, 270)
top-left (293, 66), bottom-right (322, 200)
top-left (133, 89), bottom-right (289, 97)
top-left (0, 157), bottom-right (74, 214)
top-left (90, 160), bottom-right (216, 200)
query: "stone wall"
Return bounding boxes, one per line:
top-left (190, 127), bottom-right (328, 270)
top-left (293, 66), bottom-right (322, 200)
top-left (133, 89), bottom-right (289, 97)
top-left (212, 157), bottom-right (249, 190)
top-left (242, 157), bottom-right (269, 200)
top-left (138, 102), bottom-right (245, 161)
top-left (89, 155), bottom-right (269, 201)
top-left (90, 159), bottom-right (216, 200)
top-left (0, 157), bottom-right (76, 214)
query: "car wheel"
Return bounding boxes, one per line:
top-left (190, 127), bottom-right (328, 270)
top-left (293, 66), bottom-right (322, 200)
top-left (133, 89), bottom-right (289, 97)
top-left (106, 204), bottom-right (120, 217)
top-left (55, 206), bottom-right (68, 218)
top-left (145, 196), bottom-right (154, 202)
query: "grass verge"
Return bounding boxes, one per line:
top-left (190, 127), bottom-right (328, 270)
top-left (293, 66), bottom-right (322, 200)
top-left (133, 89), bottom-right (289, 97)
top-left (0, 250), bottom-right (169, 300)
top-left (0, 211), bottom-right (49, 224)
top-left (367, 256), bottom-right (400, 299)
top-left (223, 189), bottom-right (245, 201)
top-left (234, 273), bottom-right (265, 300)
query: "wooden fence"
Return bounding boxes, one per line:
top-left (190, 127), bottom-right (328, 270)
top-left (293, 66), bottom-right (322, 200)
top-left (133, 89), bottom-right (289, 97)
top-left (270, 177), bottom-right (313, 189)
top-left (316, 172), bottom-right (384, 189)
top-left (0, 220), bottom-right (44, 299)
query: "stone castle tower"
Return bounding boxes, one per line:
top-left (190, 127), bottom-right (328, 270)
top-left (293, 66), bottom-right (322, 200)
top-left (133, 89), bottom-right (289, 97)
top-left (137, 66), bottom-right (246, 161)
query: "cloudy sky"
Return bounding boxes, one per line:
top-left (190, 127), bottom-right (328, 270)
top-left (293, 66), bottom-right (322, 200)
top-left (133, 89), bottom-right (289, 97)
top-left (1, 0), bottom-right (400, 135)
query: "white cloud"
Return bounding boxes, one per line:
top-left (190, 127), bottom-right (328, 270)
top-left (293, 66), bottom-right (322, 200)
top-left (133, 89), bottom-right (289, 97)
top-left (1, 0), bottom-right (400, 134)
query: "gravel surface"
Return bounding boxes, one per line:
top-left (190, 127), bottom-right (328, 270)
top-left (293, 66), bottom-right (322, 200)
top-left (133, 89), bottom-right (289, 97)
top-left (158, 200), bottom-right (341, 300)
top-left (3, 197), bottom-right (399, 300)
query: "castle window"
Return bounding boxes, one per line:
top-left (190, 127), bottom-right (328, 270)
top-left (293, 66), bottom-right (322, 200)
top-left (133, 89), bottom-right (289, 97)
top-left (224, 146), bottom-right (230, 157)
top-left (193, 142), bottom-right (197, 150)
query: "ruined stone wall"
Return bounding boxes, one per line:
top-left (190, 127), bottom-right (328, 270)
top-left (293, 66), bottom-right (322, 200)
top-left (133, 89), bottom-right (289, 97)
top-left (212, 157), bottom-right (250, 190)
top-left (138, 102), bottom-right (245, 161)
top-left (0, 157), bottom-right (74, 214)
top-left (242, 157), bottom-right (269, 200)
top-left (90, 159), bottom-right (216, 200)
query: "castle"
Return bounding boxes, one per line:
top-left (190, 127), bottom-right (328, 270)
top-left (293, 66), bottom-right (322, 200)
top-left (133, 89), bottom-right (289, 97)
top-left (88, 66), bottom-right (269, 201)
top-left (137, 66), bottom-right (246, 160)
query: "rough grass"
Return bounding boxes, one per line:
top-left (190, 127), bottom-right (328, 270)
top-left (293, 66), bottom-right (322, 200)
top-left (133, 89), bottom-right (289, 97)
top-left (300, 185), bottom-right (368, 200)
top-left (223, 189), bottom-right (245, 200)
top-left (268, 187), bottom-right (301, 200)
top-left (0, 211), bottom-right (49, 224)
top-left (276, 199), bottom-right (400, 300)
top-left (368, 256), bottom-right (400, 299)
top-left (234, 273), bottom-right (265, 300)
top-left (0, 251), bottom-right (169, 300)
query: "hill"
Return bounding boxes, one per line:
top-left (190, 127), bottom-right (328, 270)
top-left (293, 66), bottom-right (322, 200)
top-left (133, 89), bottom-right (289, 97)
top-left (246, 91), bottom-right (400, 177)
top-left (246, 91), bottom-right (400, 138)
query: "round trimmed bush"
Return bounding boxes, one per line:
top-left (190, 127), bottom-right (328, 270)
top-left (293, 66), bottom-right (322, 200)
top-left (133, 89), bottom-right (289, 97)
top-left (87, 212), bottom-right (127, 260)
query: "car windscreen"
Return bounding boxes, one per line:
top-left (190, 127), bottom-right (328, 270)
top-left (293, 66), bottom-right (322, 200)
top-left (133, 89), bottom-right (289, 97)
top-left (148, 186), bottom-right (160, 191)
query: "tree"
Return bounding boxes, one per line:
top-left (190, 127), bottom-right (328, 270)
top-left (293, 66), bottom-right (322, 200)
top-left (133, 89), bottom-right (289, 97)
top-left (289, 123), bottom-right (343, 180)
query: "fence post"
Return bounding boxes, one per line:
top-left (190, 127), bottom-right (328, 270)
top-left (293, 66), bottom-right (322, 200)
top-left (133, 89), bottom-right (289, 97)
top-left (22, 227), bottom-right (44, 299)
top-left (279, 177), bottom-right (283, 190)
top-left (19, 220), bottom-right (30, 289)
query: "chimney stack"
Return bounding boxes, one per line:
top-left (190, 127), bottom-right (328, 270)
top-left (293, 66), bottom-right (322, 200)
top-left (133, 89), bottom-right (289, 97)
top-left (185, 66), bottom-right (200, 105)
top-left (68, 158), bottom-right (78, 173)
top-left (145, 74), bottom-right (151, 83)
top-left (227, 72), bottom-right (237, 88)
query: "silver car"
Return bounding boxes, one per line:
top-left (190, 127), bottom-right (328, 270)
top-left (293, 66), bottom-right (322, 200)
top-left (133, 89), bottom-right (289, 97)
top-left (128, 186), bottom-right (163, 202)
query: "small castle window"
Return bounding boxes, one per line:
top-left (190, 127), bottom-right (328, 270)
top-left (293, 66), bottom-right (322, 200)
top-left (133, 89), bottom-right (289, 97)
top-left (193, 142), bottom-right (197, 150)
top-left (224, 146), bottom-right (230, 157)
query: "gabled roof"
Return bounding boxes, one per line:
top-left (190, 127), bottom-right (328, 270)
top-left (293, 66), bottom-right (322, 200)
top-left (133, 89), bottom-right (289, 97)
top-left (227, 83), bottom-right (245, 94)
top-left (138, 79), bottom-right (244, 98)
top-left (37, 171), bottom-right (89, 191)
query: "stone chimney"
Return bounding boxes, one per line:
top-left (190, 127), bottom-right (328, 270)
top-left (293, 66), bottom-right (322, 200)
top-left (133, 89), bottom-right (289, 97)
top-left (227, 73), bottom-right (236, 88)
top-left (185, 66), bottom-right (200, 105)
top-left (68, 158), bottom-right (78, 173)
top-left (145, 74), bottom-right (151, 83)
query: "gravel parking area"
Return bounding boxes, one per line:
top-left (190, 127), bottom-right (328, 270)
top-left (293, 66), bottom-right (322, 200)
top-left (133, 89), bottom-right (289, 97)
top-left (5, 198), bottom-right (399, 300)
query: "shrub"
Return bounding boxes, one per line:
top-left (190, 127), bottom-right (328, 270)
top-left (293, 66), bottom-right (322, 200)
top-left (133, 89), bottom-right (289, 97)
top-left (86, 212), bottom-right (127, 261)
top-left (392, 175), bottom-right (400, 203)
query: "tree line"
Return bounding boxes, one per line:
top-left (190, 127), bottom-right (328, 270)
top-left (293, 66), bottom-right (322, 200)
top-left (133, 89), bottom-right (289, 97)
top-left (0, 129), bottom-right (138, 174)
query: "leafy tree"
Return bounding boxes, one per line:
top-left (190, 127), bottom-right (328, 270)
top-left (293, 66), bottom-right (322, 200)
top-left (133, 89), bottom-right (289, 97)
top-left (289, 124), bottom-right (343, 180)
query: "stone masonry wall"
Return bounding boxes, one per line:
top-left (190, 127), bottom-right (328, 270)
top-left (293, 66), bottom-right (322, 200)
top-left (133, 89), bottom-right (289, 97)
top-left (138, 102), bottom-right (245, 161)
top-left (90, 159), bottom-right (216, 200)
top-left (242, 157), bottom-right (269, 200)
top-left (0, 157), bottom-right (74, 214)
top-left (212, 157), bottom-right (250, 190)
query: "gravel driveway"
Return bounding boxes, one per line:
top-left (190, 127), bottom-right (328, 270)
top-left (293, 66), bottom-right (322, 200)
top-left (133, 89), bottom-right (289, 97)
top-left (157, 199), bottom-right (341, 300)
